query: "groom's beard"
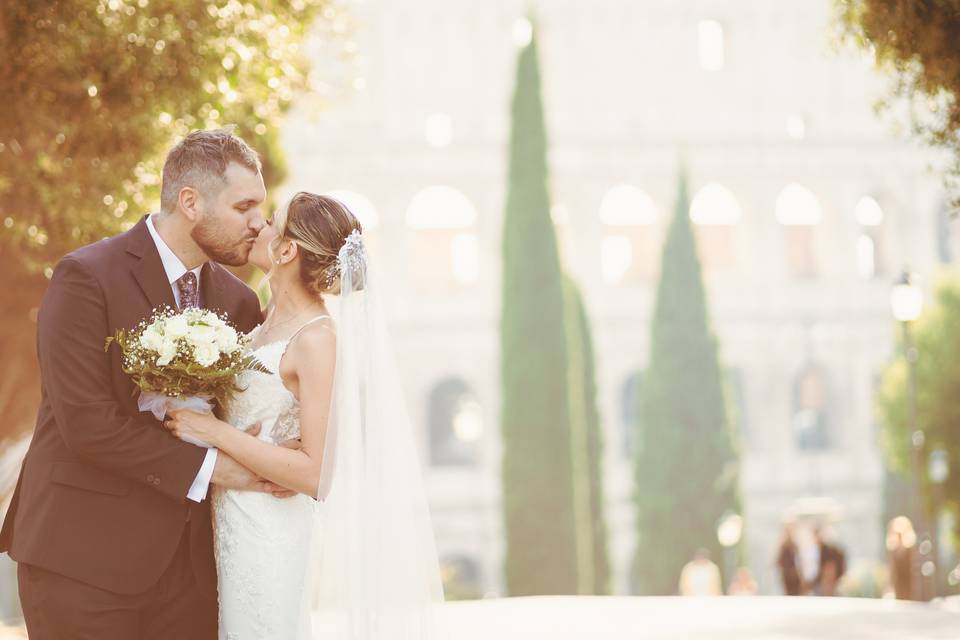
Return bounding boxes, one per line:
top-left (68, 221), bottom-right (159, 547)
top-left (191, 212), bottom-right (256, 267)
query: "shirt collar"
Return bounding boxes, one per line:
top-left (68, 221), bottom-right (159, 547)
top-left (145, 213), bottom-right (203, 286)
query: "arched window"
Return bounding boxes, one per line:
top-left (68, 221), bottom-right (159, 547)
top-left (697, 20), bottom-right (725, 71)
top-left (786, 114), bottom-right (806, 140)
top-left (776, 184), bottom-right (822, 278)
top-left (600, 185), bottom-right (657, 226)
top-left (428, 378), bottom-right (483, 466)
top-left (776, 184), bottom-right (822, 226)
top-left (854, 195), bottom-right (884, 279)
top-left (322, 190), bottom-right (380, 265)
top-left (406, 186), bottom-right (477, 229)
top-left (406, 186), bottom-right (480, 289)
top-left (424, 112), bottom-right (453, 148)
top-left (792, 365), bottom-right (830, 451)
top-left (323, 189), bottom-right (379, 231)
top-left (621, 371), bottom-right (642, 458)
top-left (690, 183), bottom-right (741, 271)
top-left (598, 184), bottom-right (658, 285)
top-left (690, 183), bottom-right (742, 225)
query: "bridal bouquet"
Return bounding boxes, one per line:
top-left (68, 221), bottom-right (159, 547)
top-left (106, 307), bottom-right (266, 447)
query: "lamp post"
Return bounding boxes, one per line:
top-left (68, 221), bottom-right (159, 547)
top-left (717, 512), bottom-right (744, 593)
top-left (928, 449), bottom-right (949, 597)
top-left (890, 270), bottom-right (925, 599)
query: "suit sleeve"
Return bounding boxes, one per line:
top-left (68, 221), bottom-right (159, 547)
top-left (38, 257), bottom-right (207, 502)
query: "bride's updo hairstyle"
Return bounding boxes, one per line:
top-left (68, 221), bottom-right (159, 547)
top-left (269, 192), bottom-right (364, 296)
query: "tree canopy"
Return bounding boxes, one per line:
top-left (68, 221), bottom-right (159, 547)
top-left (839, 0), bottom-right (960, 200)
top-left (0, 1), bottom-right (345, 438)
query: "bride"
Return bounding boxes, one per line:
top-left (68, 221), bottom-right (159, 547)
top-left (165, 192), bottom-right (444, 639)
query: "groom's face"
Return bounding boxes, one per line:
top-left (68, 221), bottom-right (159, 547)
top-left (191, 162), bottom-right (266, 266)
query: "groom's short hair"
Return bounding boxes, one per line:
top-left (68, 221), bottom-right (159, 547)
top-left (160, 127), bottom-right (261, 214)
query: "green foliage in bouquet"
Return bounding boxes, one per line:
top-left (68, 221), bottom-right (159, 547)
top-left (106, 308), bottom-right (268, 404)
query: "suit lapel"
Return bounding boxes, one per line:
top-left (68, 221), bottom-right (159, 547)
top-left (200, 262), bottom-right (227, 315)
top-left (203, 263), bottom-right (263, 332)
top-left (127, 217), bottom-right (177, 313)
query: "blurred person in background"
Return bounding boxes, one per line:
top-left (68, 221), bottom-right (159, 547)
top-left (887, 516), bottom-right (917, 600)
top-left (728, 568), bottom-right (758, 596)
top-left (813, 526), bottom-right (847, 596)
top-left (678, 548), bottom-right (723, 596)
top-left (776, 521), bottom-right (804, 596)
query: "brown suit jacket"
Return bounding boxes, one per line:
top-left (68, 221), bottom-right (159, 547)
top-left (0, 217), bottom-right (262, 597)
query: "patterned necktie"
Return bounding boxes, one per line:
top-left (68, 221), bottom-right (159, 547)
top-left (176, 271), bottom-right (199, 309)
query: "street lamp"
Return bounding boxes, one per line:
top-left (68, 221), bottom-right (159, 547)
top-left (717, 512), bottom-right (744, 592)
top-left (890, 270), bottom-right (925, 599)
top-left (929, 449), bottom-right (949, 597)
top-left (890, 271), bottom-right (924, 323)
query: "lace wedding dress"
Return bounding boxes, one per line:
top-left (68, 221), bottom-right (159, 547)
top-left (212, 317), bottom-right (330, 640)
top-left (210, 227), bottom-right (442, 640)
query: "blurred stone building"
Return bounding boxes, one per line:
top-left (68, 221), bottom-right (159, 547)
top-left (280, 0), bottom-right (957, 594)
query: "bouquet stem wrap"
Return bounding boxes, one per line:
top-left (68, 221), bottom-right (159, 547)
top-left (107, 307), bottom-right (268, 450)
top-left (139, 392), bottom-right (215, 448)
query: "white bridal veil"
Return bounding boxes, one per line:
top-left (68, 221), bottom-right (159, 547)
top-left (305, 229), bottom-right (444, 639)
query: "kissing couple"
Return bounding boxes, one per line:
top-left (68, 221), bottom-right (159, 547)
top-left (1, 128), bottom-right (443, 639)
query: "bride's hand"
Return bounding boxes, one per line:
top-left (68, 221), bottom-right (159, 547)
top-left (164, 409), bottom-right (229, 447)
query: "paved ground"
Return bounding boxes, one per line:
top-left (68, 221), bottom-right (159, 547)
top-left (3, 595), bottom-right (959, 638)
top-left (435, 596), bottom-right (960, 640)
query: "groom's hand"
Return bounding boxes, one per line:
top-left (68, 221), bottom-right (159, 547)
top-left (211, 454), bottom-right (270, 492)
top-left (260, 481), bottom-right (297, 499)
top-left (212, 454), bottom-right (297, 497)
top-left (278, 438), bottom-right (302, 451)
top-left (212, 455), bottom-right (294, 497)
top-left (210, 453), bottom-right (262, 491)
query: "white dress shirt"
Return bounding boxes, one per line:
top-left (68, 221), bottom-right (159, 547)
top-left (145, 214), bottom-right (218, 503)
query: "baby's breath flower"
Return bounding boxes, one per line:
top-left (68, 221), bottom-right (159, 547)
top-left (106, 307), bottom-right (264, 404)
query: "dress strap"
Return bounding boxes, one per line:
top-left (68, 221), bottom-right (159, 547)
top-left (286, 315), bottom-right (332, 345)
top-left (276, 315), bottom-right (332, 369)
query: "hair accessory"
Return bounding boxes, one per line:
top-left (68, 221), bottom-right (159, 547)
top-left (325, 230), bottom-right (365, 288)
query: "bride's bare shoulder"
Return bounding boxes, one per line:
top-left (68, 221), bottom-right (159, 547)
top-left (286, 320), bottom-right (337, 366)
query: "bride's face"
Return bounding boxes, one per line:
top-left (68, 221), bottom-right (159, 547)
top-left (249, 216), bottom-right (278, 272)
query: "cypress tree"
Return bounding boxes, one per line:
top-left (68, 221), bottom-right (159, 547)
top-left (631, 169), bottom-right (741, 594)
top-left (564, 276), bottom-right (612, 594)
top-left (500, 26), bottom-right (579, 594)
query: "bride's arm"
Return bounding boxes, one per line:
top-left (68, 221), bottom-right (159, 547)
top-left (166, 325), bottom-right (336, 497)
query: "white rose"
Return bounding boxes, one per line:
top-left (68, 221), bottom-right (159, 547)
top-left (165, 315), bottom-right (189, 339)
top-left (193, 341), bottom-right (220, 367)
top-left (156, 336), bottom-right (178, 366)
top-left (187, 325), bottom-right (217, 350)
top-left (214, 325), bottom-right (240, 352)
top-left (139, 326), bottom-right (164, 352)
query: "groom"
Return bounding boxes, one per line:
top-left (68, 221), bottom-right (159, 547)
top-left (0, 128), bottom-right (282, 638)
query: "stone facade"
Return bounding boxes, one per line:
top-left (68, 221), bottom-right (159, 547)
top-left (280, 0), bottom-right (956, 594)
